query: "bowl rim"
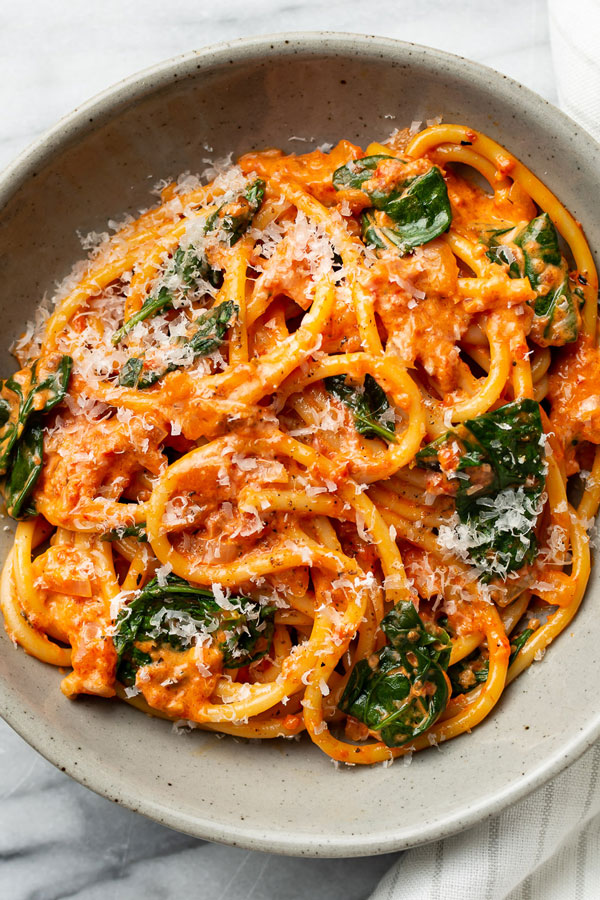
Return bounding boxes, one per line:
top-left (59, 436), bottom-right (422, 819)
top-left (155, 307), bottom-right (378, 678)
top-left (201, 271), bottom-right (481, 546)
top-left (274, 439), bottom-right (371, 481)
top-left (1, 31), bottom-right (599, 858)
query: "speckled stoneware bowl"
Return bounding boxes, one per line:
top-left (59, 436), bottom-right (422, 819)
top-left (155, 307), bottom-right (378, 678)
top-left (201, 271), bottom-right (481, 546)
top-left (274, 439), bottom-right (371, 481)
top-left (0, 33), bottom-right (599, 857)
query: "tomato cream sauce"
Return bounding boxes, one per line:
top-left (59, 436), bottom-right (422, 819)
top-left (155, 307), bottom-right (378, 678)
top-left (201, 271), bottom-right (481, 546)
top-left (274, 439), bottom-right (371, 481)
top-left (136, 643), bottom-right (223, 719)
top-left (2, 123), bottom-right (596, 764)
top-left (35, 411), bottom-right (166, 530)
top-left (548, 336), bottom-right (600, 471)
top-left (32, 544), bottom-right (117, 697)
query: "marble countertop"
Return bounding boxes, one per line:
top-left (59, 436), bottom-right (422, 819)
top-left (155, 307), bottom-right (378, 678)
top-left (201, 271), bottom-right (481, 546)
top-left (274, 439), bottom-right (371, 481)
top-left (0, 2), bottom-right (556, 897)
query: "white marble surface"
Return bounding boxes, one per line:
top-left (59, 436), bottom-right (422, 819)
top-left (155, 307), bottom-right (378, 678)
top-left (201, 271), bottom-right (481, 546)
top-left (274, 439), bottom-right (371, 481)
top-left (0, 2), bottom-right (556, 898)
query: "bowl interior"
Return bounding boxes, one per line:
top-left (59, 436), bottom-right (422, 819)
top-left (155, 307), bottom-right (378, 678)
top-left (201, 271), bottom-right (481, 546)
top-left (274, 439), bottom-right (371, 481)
top-left (1, 34), bottom-right (599, 856)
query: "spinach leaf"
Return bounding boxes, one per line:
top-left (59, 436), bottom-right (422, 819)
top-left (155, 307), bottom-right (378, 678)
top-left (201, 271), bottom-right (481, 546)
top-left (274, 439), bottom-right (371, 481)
top-left (485, 227), bottom-right (522, 278)
top-left (170, 245), bottom-right (224, 291)
top-left (4, 422), bottom-right (44, 519)
top-left (186, 299), bottom-right (237, 356)
top-left (417, 399), bottom-right (543, 489)
top-left (508, 627), bottom-right (533, 665)
top-left (448, 626), bottom-right (534, 695)
top-left (533, 278), bottom-right (579, 344)
top-left (0, 397), bottom-right (11, 428)
top-left (101, 522), bottom-right (148, 543)
top-left (332, 155), bottom-right (395, 193)
top-left (0, 355), bottom-right (72, 519)
top-left (362, 210), bottom-right (412, 255)
top-left (448, 649), bottom-right (489, 696)
top-left (325, 373), bottom-right (397, 443)
top-left (113, 572), bottom-right (275, 686)
top-left (416, 400), bottom-right (545, 578)
top-left (118, 300), bottom-right (237, 389)
top-left (485, 213), bottom-right (579, 346)
top-left (112, 287), bottom-right (174, 347)
top-left (118, 357), bottom-right (145, 388)
top-left (118, 646), bottom-right (153, 688)
top-left (33, 356), bottom-right (72, 413)
top-left (112, 247), bottom-right (223, 346)
top-left (205, 178), bottom-right (265, 246)
top-left (361, 168), bottom-right (452, 254)
top-left (334, 157), bottom-right (452, 253)
top-left (0, 354), bottom-right (72, 473)
top-left (516, 213), bottom-right (561, 279)
top-left (339, 602), bottom-right (451, 748)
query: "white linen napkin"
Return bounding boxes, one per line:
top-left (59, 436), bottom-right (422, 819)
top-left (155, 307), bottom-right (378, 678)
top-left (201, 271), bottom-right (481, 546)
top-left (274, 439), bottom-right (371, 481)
top-left (549, 0), bottom-right (600, 141)
top-left (369, 4), bottom-right (600, 897)
top-left (370, 743), bottom-right (600, 899)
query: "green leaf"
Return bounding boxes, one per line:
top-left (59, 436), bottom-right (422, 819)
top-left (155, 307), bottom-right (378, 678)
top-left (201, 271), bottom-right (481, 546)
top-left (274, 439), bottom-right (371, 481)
top-left (118, 646), bottom-right (153, 687)
top-left (135, 368), bottom-right (166, 390)
top-left (118, 357), bottom-right (144, 388)
top-left (101, 522), bottom-right (148, 543)
top-left (362, 210), bottom-right (410, 254)
top-left (32, 355), bottom-right (73, 414)
top-left (416, 400), bottom-right (545, 578)
top-left (515, 213), bottom-right (562, 279)
top-left (332, 155), bottom-right (395, 192)
top-left (187, 299), bottom-right (237, 356)
top-left (485, 213), bottom-right (579, 346)
top-left (0, 396), bottom-right (10, 428)
top-left (484, 227), bottom-right (522, 278)
top-left (118, 301), bottom-right (237, 389)
top-left (112, 287), bottom-right (173, 346)
top-left (0, 355), bottom-right (72, 475)
top-left (448, 650), bottom-right (489, 696)
top-left (113, 573), bottom-right (275, 686)
top-left (361, 168), bottom-right (452, 254)
top-left (508, 627), bottom-right (533, 666)
top-left (171, 245), bottom-right (224, 291)
top-left (205, 178), bottom-right (265, 246)
top-left (0, 355), bottom-right (72, 520)
top-left (448, 625), bottom-right (534, 696)
top-left (334, 156), bottom-right (452, 254)
top-left (4, 422), bottom-right (44, 519)
top-left (325, 373), bottom-right (397, 443)
top-left (339, 602), bottom-right (451, 748)
top-left (532, 276), bottom-right (578, 344)
top-left (112, 247), bottom-right (223, 346)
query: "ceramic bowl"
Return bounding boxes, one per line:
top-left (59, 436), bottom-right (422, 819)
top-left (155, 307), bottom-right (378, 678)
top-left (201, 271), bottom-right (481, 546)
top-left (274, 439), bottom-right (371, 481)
top-left (0, 33), bottom-right (599, 857)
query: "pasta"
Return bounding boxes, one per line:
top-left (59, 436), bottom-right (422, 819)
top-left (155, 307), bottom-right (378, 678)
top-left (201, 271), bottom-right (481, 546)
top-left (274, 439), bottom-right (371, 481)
top-left (1, 121), bottom-right (599, 765)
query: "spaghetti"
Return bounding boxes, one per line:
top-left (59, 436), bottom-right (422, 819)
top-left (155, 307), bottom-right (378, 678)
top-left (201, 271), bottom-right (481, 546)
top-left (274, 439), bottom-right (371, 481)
top-left (1, 122), bottom-right (599, 764)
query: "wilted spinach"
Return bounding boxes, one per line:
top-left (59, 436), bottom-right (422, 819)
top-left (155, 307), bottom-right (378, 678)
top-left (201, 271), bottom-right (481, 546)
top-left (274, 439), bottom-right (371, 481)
top-left (112, 246), bottom-right (223, 346)
top-left (339, 601), bottom-right (451, 748)
top-left (325, 373), bottom-right (397, 443)
top-left (205, 179), bottom-right (265, 246)
top-left (485, 226), bottom-right (522, 277)
top-left (4, 422), bottom-right (44, 519)
top-left (448, 626), bottom-right (535, 695)
top-left (0, 355), bottom-right (72, 519)
top-left (112, 287), bottom-right (174, 347)
top-left (118, 300), bottom-right (237, 389)
top-left (332, 154), bottom-right (396, 197)
top-left (448, 648), bottom-right (489, 696)
top-left (509, 626), bottom-right (534, 662)
top-left (171, 244), bottom-right (224, 291)
top-left (113, 573), bottom-right (275, 686)
top-left (101, 522), bottom-right (148, 543)
top-left (362, 168), bottom-right (452, 252)
top-left (416, 399), bottom-right (545, 578)
top-left (333, 156), bottom-right (452, 254)
top-left (0, 355), bottom-right (72, 473)
top-left (485, 213), bottom-right (579, 345)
